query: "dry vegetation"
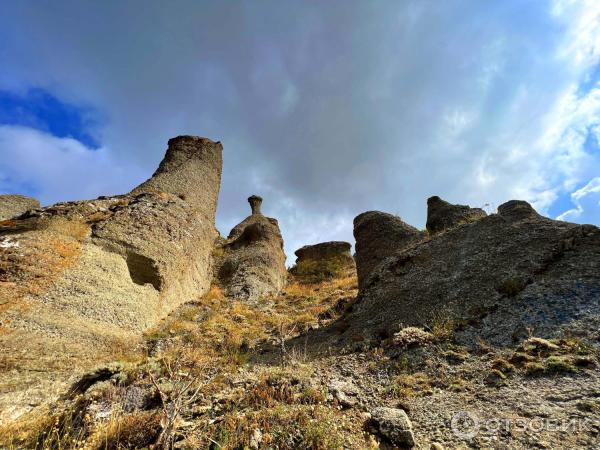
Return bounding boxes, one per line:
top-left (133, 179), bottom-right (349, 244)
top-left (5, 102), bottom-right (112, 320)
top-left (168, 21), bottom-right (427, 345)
top-left (2, 267), bottom-right (598, 449)
top-left (0, 275), bottom-right (366, 449)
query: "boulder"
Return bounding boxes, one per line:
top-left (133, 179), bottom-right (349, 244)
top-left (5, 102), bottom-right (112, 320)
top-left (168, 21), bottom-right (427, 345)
top-left (426, 195), bottom-right (486, 234)
top-left (292, 241), bottom-right (355, 281)
top-left (344, 199), bottom-right (600, 346)
top-left (369, 407), bottom-right (416, 447)
top-left (0, 135), bottom-right (222, 422)
top-left (0, 194), bottom-right (40, 220)
top-left (353, 211), bottom-right (422, 289)
top-left (215, 195), bottom-right (287, 300)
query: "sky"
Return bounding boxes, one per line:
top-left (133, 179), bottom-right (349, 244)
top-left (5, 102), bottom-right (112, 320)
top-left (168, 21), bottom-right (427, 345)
top-left (1, 0), bottom-right (599, 261)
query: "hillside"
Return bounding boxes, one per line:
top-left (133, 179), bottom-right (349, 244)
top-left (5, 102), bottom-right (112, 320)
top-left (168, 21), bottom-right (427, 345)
top-left (0, 136), bottom-right (598, 449)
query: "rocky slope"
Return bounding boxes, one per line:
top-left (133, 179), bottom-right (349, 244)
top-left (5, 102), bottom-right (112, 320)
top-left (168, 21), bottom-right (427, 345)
top-left (0, 136), bottom-right (222, 422)
top-left (347, 197), bottom-right (600, 348)
top-left (1, 137), bottom-right (599, 449)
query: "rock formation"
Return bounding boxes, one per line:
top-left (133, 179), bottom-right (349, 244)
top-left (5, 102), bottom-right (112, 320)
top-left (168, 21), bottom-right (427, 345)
top-left (353, 211), bottom-right (422, 289)
top-left (0, 194), bottom-right (40, 220)
top-left (348, 197), bottom-right (600, 346)
top-left (214, 195), bottom-right (287, 300)
top-left (291, 241), bottom-right (355, 281)
top-left (425, 195), bottom-right (486, 234)
top-left (0, 135), bottom-right (222, 421)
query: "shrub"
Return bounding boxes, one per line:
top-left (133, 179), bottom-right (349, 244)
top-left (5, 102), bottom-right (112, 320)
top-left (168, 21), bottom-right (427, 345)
top-left (392, 327), bottom-right (434, 348)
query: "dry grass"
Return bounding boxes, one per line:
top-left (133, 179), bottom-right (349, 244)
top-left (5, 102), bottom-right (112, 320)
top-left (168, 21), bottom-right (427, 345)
top-left (1, 274), bottom-right (361, 449)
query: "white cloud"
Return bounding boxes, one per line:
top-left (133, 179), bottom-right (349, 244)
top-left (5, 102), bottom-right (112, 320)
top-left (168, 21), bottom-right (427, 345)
top-left (0, 125), bottom-right (142, 205)
top-left (557, 177), bottom-right (600, 223)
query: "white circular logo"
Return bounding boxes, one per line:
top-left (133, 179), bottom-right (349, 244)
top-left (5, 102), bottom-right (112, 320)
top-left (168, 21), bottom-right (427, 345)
top-left (451, 411), bottom-right (480, 439)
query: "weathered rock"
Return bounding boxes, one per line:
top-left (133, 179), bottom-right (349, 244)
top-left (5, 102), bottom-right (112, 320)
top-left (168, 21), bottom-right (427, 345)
top-left (369, 407), bottom-right (416, 447)
top-left (426, 195), bottom-right (486, 234)
top-left (0, 135), bottom-right (222, 422)
top-left (345, 199), bottom-right (600, 346)
top-left (0, 194), bottom-right (40, 220)
top-left (292, 241), bottom-right (355, 281)
top-left (353, 211), bottom-right (422, 289)
top-left (329, 379), bottom-right (360, 408)
top-left (215, 195), bottom-right (287, 300)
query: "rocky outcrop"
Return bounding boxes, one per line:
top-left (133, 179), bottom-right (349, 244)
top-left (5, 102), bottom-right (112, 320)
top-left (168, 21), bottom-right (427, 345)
top-left (291, 241), bottom-right (355, 281)
top-left (215, 195), bottom-right (287, 300)
top-left (0, 194), bottom-right (40, 220)
top-left (353, 211), bottom-right (422, 289)
top-left (346, 198), bottom-right (600, 347)
top-left (0, 135), bottom-right (222, 422)
top-left (426, 195), bottom-right (486, 234)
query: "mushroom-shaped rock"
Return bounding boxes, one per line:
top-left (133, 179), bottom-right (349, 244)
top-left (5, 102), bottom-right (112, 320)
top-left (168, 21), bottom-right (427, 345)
top-left (426, 196), bottom-right (486, 234)
top-left (292, 241), bottom-right (355, 281)
top-left (353, 211), bottom-right (422, 289)
top-left (0, 194), bottom-right (40, 221)
top-left (215, 195), bottom-right (287, 300)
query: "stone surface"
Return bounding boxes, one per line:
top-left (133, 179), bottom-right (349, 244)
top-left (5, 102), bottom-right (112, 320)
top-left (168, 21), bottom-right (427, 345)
top-left (426, 195), bottom-right (486, 234)
top-left (346, 199), bottom-right (600, 346)
top-left (370, 407), bottom-right (416, 447)
top-left (215, 195), bottom-right (287, 300)
top-left (0, 194), bottom-right (40, 220)
top-left (0, 135), bottom-right (222, 422)
top-left (353, 211), bottom-right (422, 289)
top-left (292, 241), bottom-right (355, 280)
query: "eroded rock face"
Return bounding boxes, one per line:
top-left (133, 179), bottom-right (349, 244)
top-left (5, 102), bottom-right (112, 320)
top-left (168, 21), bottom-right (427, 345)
top-left (0, 194), bottom-right (40, 220)
top-left (346, 199), bottom-right (600, 347)
top-left (292, 241), bottom-right (355, 281)
top-left (426, 195), bottom-right (486, 234)
top-left (353, 211), bottom-right (422, 289)
top-left (215, 195), bottom-right (287, 300)
top-left (0, 135), bottom-right (222, 422)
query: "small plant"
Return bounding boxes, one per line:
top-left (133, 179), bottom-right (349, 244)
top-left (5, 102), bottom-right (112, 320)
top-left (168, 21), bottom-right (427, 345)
top-left (524, 362), bottom-right (545, 376)
top-left (491, 358), bottom-right (515, 374)
top-left (509, 352), bottom-right (536, 366)
top-left (545, 356), bottom-right (579, 374)
top-left (392, 327), bottom-right (433, 348)
top-left (148, 357), bottom-right (204, 449)
top-left (443, 348), bottom-right (470, 363)
top-left (390, 372), bottom-right (434, 398)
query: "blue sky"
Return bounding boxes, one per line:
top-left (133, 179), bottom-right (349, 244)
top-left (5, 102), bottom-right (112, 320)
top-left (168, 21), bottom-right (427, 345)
top-left (0, 0), bottom-right (599, 257)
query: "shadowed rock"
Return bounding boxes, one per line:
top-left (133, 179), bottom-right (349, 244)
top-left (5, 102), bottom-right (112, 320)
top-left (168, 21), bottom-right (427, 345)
top-left (426, 195), bottom-right (486, 234)
top-left (215, 195), bottom-right (287, 300)
top-left (0, 194), bottom-right (40, 221)
top-left (344, 199), bottom-right (600, 347)
top-left (353, 211), bottom-right (422, 289)
top-left (248, 195), bottom-right (263, 215)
